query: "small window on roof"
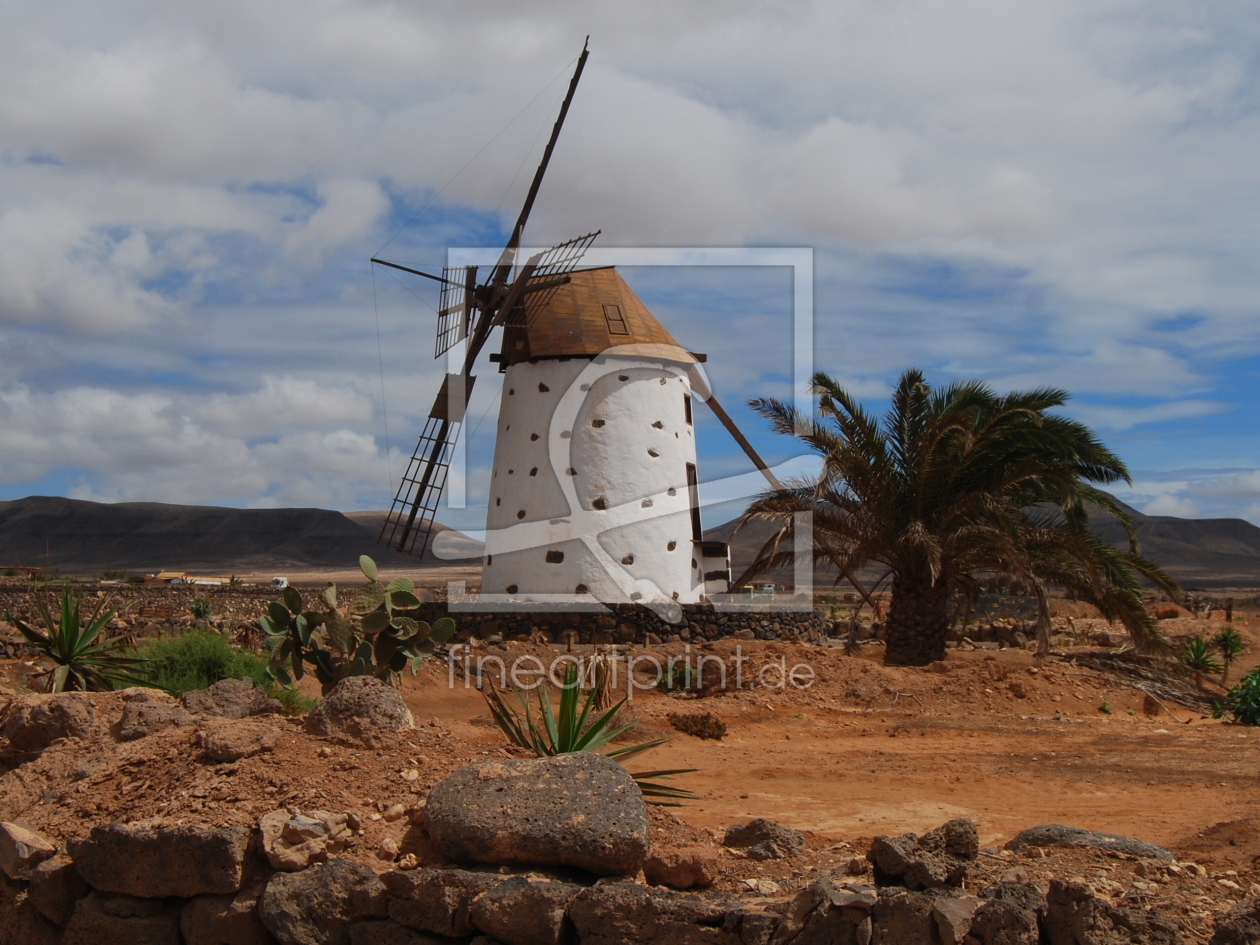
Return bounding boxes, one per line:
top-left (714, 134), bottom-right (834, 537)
top-left (603, 304), bottom-right (629, 335)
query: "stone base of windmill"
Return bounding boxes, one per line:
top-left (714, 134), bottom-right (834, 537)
top-left (412, 601), bottom-right (832, 647)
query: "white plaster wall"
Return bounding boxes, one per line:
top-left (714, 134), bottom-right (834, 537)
top-left (482, 353), bottom-right (707, 605)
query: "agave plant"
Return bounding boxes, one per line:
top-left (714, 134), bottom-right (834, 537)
top-left (483, 661), bottom-right (698, 804)
top-left (1213, 628), bottom-right (1246, 685)
top-left (8, 588), bottom-right (149, 692)
top-left (1181, 635), bottom-right (1223, 688)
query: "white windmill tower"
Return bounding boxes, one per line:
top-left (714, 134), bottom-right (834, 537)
top-left (374, 40), bottom-right (783, 615)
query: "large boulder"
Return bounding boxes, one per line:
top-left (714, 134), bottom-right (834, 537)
top-left (0, 821), bottom-right (57, 879)
top-left (722, 819), bottom-right (805, 860)
top-left (67, 822), bottom-right (250, 897)
top-left (425, 753), bottom-right (649, 876)
top-left (567, 882), bottom-right (744, 945)
top-left (115, 691), bottom-right (194, 741)
top-left (259, 858), bottom-right (388, 945)
top-left (183, 677), bottom-right (282, 719)
top-left (305, 676), bottom-right (414, 745)
top-left (62, 892), bottom-right (183, 945)
top-left (469, 875), bottom-right (583, 945)
top-left (382, 868), bottom-right (503, 937)
top-left (867, 818), bottom-right (979, 890)
top-left (1006, 825), bottom-right (1173, 861)
top-left (1, 693), bottom-right (94, 753)
top-left (1045, 877), bottom-right (1183, 945)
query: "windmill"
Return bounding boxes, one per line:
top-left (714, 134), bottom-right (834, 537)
top-left (374, 39), bottom-right (783, 611)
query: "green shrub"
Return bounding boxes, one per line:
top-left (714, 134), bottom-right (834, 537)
top-left (1215, 666), bottom-right (1260, 726)
top-left (129, 630), bottom-right (315, 714)
top-left (189, 597), bottom-right (212, 620)
top-left (130, 631), bottom-right (268, 695)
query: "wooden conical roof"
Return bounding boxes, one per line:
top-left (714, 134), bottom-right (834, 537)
top-left (503, 267), bottom-right (694, 366)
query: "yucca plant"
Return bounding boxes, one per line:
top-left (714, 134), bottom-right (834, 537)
top-left (1213, 628), bottom-right (1246, 685)
top-left (483, 662), bottom-right (698, 804)
top-left (1181, 634), bottom-right (1223, 688)
top-left (7, 589), bottom-right (149, 692)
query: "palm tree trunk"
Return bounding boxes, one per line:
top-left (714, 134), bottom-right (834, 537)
top-left (884, 576), bottom-right (951, 666)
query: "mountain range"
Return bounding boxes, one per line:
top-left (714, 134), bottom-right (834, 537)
top-left (1, 494), bottom-right (1258, 589)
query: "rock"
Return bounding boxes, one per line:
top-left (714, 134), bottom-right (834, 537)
top-left (116, 691), bottom-right (194, 741)
top-left (933, 896), bottom-right (983, 945)
top-left (62, 892), bottom-right (183, 945)
top-left (181, 872), bottom-right (273, 945)
top-left (772, 877), bottom-right (875, 944)
top-left (28, 854), bottom-right (91, 926)
top-left (0, 821), bottom-right (56, 879)
top-left (259, 858), bottom-right (388, 945)
top-left (643, 845), bottom-right (719, 889)
top-left (867, 819), bottom-right (978, 890)
top-left (198, 719), bottom-right (279, 761)
top-left (259, 808), bottom-right (354, 871)
top-left (1000, 867), bottom-right (1031, 886)
top-left (349, 921), bottom-right (453, 944)
top-left (425, 753), bottom-right (650, 876)
top-left (67, 822), bottom-right (250, 897)
top-left (183, 677), bottom-right (283, 718)
top-left (377, 838), bottom-right (399, 861)
top-left (0, 868), bottom-right (62, 945)
top-left (469, 875), bottom-right (583, 945)
top-left (382, 868), bottom-right (502, 937)
top-left (722, 819), bottom-right (805, 859)
top-left (304, 677), bottom-right (414, 744)
top-left (1006, 825), bottom-right (1173, 861)
top-left (567, 882), bottom-right (743, 945)
top-left (1046, 877), bottom-right (1183, 945)
top-left (970, 895), bottom-right (1041, 945)
top-left (1210, 896), bottom-right (1260, 945)
top-left (1, 693), bottom-right (94, 753)
top-left (872, 888), bottom-right (939, 945)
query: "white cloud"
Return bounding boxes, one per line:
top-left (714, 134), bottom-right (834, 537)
top-left (0, 378), bottom-right (390, 506)
top-left (1062, 398), bottom-right (1227, 431)
top-left (1, 1), bottom-right (1259, 512)
top-left (1144, 493), bottom-right (1203, 518)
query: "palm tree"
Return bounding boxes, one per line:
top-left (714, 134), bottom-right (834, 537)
top-left (737, 369), bottom-right (1180, 666)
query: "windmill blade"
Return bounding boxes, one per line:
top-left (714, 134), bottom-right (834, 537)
top-left (502, 231), bottom-right (601, 329)
top-left (379, 374), bottom-right (477, 558)
top-left (435, 266), bottom-right (478, 358)
top-left (487, 37), bottom-right (590, 291)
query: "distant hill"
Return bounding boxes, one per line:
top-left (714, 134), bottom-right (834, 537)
top-left (2, 494), bottom-right (1258, 587)
top-left (0, 496), bottom-right (477, 574)
top-left (706, 499), bottom-right (1260, 590)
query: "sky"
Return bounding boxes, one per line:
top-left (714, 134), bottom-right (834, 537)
top-left (2, 1), bottom-right (1260, 528)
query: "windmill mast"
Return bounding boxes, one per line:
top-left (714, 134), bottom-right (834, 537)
top-left (378, 39), bottom-right (594, 558)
